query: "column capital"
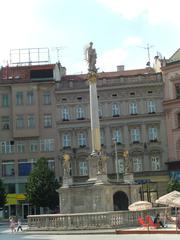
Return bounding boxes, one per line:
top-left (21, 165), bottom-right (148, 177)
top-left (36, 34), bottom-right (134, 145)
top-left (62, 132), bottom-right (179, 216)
top-left (88, 72), bottom-right (97, 84)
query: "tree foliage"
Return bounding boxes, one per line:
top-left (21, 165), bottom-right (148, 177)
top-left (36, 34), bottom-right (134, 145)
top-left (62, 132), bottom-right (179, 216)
top-left (26, 157), bottom-right (59, 210)
top-left (0, 178), bottom-right (7, 210)
top-left (167, 178), bottom-right (180, 193)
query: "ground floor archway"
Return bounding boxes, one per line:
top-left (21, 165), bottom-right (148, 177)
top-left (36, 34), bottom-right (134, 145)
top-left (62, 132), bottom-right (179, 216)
top-left (113, 191), bottom-right (129, 211)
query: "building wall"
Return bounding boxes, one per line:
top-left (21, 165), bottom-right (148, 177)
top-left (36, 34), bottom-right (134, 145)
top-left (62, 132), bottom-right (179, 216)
top-left (56, 70), bottom-right (169, 201)
top-left (0, 64), bottom-right (62, 218)
top-left (163, 62), bottom-right (180, 162)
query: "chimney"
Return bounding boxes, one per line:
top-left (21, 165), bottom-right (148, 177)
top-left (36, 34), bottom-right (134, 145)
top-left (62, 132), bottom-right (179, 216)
top-left (117, 65), bottom-right (124, 71)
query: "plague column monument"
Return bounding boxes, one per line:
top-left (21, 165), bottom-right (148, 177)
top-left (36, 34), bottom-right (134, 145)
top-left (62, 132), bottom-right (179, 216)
top-left (58, 42), bottom-right (140, 213)
top-left (86, 42), bottom-right (107, 183)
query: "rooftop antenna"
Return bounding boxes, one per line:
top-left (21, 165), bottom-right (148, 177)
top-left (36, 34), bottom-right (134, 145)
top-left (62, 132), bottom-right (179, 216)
top-left (138, 43), bottom-right (154, 67)
top-left (51, 46), bottom-right (66, 63)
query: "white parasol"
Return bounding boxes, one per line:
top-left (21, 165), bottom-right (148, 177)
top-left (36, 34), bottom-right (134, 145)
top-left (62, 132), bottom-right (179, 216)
top-left (128, 201), bottom-right (152, 211)
top-left (155, 190), bottom-right (180, 206)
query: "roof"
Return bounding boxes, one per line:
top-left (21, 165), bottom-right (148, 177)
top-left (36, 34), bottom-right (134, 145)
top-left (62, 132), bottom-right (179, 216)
top-left (167, 48), bottom-right (180, 63)
top-left (62, 67), bottom-right (156, 81)
top-left (0, 64), bottom-right (55, 84)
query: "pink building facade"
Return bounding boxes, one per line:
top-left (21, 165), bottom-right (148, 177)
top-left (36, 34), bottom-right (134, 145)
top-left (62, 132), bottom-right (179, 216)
top-left (162, 49), bottom-right (180, 177)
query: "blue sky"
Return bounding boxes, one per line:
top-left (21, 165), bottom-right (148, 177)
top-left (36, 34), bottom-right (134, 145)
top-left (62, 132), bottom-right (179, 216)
top-left (0, 0), bottom-right (180, 74)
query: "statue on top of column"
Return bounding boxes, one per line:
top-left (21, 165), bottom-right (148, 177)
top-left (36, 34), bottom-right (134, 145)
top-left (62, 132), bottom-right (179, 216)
top-left (86, 42), bottom-right (97, 72)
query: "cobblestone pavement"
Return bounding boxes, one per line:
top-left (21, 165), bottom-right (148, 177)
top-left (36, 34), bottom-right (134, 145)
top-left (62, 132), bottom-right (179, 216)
top-left (0, 226), bottom-right (180, 240)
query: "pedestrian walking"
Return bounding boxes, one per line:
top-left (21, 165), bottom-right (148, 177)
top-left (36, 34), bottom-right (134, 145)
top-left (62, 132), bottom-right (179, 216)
top-left (17, 218), bottom-right (23, 231)
top-left (9, 216), bottom-right (16, 233)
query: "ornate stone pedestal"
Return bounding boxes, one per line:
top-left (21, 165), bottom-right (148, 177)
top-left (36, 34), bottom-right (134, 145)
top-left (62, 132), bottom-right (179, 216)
top-left (62, 177), bottom-right (73, 188)
top-left (88, 151), bottom-right (108, 184)
top-left (123, 173), bottom-right (134, 184)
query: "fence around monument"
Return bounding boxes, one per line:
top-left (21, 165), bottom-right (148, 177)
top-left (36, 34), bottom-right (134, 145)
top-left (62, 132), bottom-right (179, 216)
top-left (27, 207), bottom-right (169, 230)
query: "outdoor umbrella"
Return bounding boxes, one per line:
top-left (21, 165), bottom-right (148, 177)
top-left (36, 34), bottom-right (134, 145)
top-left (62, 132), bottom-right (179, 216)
top-left (155, 190), bottom-right (180, 230)
top-left (155, 190), bottom-right (180, 206)
top-left (128, 201), bottom-right (152, 211)
top-left (172, 197), bottom-right (180, 207)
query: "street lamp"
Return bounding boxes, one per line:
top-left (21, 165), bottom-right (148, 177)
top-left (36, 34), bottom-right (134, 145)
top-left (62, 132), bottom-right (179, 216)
top-left (112, 138), bottom-right (119, 182)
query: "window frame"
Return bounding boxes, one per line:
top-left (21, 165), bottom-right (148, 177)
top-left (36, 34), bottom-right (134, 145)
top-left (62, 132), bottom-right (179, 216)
top-left (112, 103), bottom-right (120, 117)
top-left (129, 102), bottom-right (138, 115)
top-left (130, 128), bottom-right (140, 143)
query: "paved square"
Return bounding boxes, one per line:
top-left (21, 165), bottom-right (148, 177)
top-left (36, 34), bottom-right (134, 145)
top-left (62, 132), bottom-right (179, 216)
top-left (0, 226), bottom-right (180, 240)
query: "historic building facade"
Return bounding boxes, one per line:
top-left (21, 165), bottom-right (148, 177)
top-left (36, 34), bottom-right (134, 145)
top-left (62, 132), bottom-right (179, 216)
top-left (0, 63), bottom-right (65, 218)
top-left (56, 67), bottom-right (169, 204)
top-left (0, 60), bottom-right (170, 218)
top-left (162, 49), bottom-right (180, 179)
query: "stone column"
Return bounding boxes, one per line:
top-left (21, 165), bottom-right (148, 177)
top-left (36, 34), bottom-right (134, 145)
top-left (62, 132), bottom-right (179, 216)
top-left (88, 72), bottom-right (101, 182)
top-left (89, 72), bottom-right (101, 154)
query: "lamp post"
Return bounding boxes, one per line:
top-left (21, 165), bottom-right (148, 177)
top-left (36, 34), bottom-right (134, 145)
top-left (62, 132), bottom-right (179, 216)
top-left (112, 138), bottom-right (119, 182)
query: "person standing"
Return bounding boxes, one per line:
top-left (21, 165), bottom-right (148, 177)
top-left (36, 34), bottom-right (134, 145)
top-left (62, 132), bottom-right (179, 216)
top-left (154, 213), bottom-right (165, 227)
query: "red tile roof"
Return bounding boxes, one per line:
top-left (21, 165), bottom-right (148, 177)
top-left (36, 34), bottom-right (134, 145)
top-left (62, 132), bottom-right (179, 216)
top-left (62, 67), bottom-right (155, 81)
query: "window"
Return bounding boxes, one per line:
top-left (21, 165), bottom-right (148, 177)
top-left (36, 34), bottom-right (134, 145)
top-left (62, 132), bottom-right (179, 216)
top-left (44, 114), bottom-right (52, 128)
top-left (27, 91), bottom-right (34, 105)
top-left (2, 94), bottom-right (9, 107)
top-left (147, 100), bottom-right (156, 113)
top-left (2, 160), bottom-right (15, 176)
top-left (16, 115), bottom-right (24, 128)
top-left (0, 141), bottom-right (14, 154)
top-left (113, 129), bottom-right (122, 144)
top-left (16, 92), bottom-right (23, 105)
top-left (29, 141), bottom-right (38, 152)
top-left (18, 159), bottom-right (32, 176)
top-left (79, 161), bottom-right (88, 176)
top-left (176, 84), bottom-right (180, 99)
top-left (17, 142), bottom-right (25, 153)
top-left (117, 158), bottom-right (124, 173)
top-left (40, 139), bottom-right (54, 152)
top-left (18, 183), bottom-right (26, 193)
top-left (148, 127), bottom-right (158, 142)
top-left (77, 133), bottom-right (86, 147)
top-left (62, 133), bottom-right (71, 148)
top-left (151, 156), bottom-right (160, 171)
top-left (131, 128), bottom-right (140, 143)
top-left (76, 106), bottom-right (85, 120)
top-left (1, 116), bottom-right (10, 130)
top-left (48, 159), bottom-right (55, 171)
top-left (112, 103), bottom-right (120, 117)
top-left (43, 91), bottom-right (51, 105)
top-left (133, 156), bottom-right (143, 172)
top-left (129, 102), bottom-right (138, 114)
top-left (62, 106), bottom-right (70, 121)
top-left (27, 114), bottom-right (36, 128)
top-left (5, 183), bottom-right (16, 193)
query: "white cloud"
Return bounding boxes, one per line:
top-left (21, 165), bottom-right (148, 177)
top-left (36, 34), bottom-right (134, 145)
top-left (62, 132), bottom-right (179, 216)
top-left (97, 0), bottom-right (180, 26)
top-left (123, 36), bottom-right (143, 47)
top-left (97, 48), bottom-right (128, 72)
